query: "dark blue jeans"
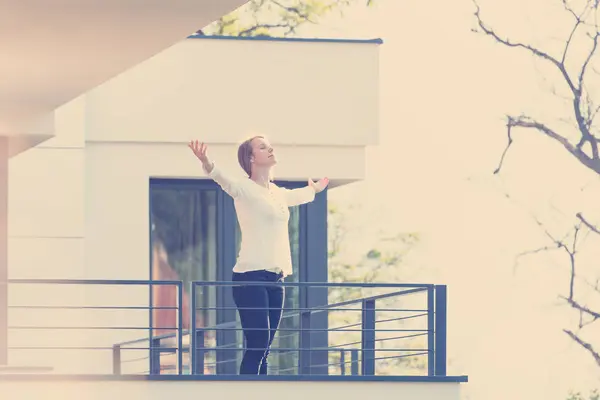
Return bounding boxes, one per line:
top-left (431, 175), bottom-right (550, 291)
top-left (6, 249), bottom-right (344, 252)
top-left (232, 270), bottom-right (284, 375)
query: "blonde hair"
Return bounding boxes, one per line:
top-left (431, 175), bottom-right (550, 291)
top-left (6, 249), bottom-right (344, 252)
top-left (237, 135), bottom-right (274, 181)
top-left (237, 135), bottom-right (262, 177)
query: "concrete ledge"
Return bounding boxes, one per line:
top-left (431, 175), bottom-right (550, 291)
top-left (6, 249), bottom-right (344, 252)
top-left (0, 373), bottom-right (468, 383)
top-left (0, 375), bottom-right (465, 400)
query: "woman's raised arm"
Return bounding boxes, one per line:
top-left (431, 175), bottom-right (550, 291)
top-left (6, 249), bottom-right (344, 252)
top-left (188, 140), bottom-right (245, 198)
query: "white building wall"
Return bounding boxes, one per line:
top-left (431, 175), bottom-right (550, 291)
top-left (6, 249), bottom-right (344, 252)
top-left (7, 37), bottom-right (381, 373)
top-left (85, 37), bottom-right (380, 147)
top-left (7, 96), bottom-right (86, 371)
top-left (0, 379), bottom-right (462, 400)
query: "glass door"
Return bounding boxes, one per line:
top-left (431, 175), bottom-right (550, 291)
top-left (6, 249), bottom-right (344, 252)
top-left (149, 179), bottom-right (219, 374)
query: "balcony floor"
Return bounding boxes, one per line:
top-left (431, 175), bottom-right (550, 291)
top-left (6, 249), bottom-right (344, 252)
top-left (0, 374), bottom-right (466, 400)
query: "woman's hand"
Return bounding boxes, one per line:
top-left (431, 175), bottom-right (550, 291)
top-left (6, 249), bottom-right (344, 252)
top-left (309, 178), bottom-right (329, 193)
top-left (188, 140), bottom-right (209, 163)
top-left (188, 140), bottom-right (214, 172)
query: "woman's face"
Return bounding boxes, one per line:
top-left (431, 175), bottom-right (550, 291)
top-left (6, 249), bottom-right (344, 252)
top-left (251, 136), bottom-right (277, 167)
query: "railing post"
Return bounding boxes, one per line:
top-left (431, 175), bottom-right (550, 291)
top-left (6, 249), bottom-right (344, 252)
top-left (427, 286), bottom-right (435, 376)
top-left (195, 329), bottom-right (205, 375)
top-left (298, 311), bottom-right (312, 375)
top-left (177, 281), bottom-right (183, 375)
top-left (190, 282), bottom-right (198, 375)
top-left (434, 285), bottom-right (447, 376)
top-left (150, 337), bottom-right (161, 375)
top-left (340, 350), bottom-right (346, 375)
top-left (350, 349), bottom-right (359, 375)
top-left (148, 280), bottom-right (154, 374)
top-left (361, 299), bottom-right (376, 376)
top-left (112, 344), bottom-right (121, 375)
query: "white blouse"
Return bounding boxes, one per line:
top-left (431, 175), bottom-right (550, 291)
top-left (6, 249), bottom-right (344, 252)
top-left (205, 163), bottom-right (316, 276)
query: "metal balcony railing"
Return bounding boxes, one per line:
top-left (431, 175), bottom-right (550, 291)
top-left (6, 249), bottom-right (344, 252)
top-left (6, 279), bottom-right (448, 378)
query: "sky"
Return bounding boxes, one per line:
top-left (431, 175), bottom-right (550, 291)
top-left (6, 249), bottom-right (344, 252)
top-left (291, 0), bottom-right (600, 399)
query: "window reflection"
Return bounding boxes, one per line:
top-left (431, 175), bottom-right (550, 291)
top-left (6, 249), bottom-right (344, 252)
top-left (150, 184), bottom-right (218, 374)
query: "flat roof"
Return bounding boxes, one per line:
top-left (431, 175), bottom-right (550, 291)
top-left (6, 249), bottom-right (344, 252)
top-left (187, 34), bottom-right (383, 45)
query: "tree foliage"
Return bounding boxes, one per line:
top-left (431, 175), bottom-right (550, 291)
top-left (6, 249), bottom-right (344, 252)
top-left (198, 0), bottom-right (375, 37)
top-left (326, 202), bottom-right (426, 375)
top-left (568, 389), bottom-right (600, 400)
top-left (473, 0), bottom-right (600, 369)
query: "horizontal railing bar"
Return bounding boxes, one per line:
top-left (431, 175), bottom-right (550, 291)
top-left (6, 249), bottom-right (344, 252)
top-left (8, 306), bottom-right (178, 310)
top-left (8, 326), bottom-right (179, 330)
top-left (191, 281), bottom-right (433, 288)
top-left (115, 287), bottom-right (426, 346)
top-left (192, 288), bottom-right (426, 318)
top-left (318, 288), bottom-right (427, 311)
top-left (188, 288), bottom-right (424, 327)
top-left (191, 307), bottom-right (427, 312)
top-left (8, 278), bottom-right (435, 288)
top-left (118, 331), bottom-right (186, 346)
top-left (203, 359), bottom-right (238, 367)
top-left (273, 333), bottom-right (297, 339)
top-left (117, 306), bottom-right (429, 346)
top-left (7, 278), bottom-right (444, 379)
top-left (8, 279), bottom-right (181, 285)
top-left (375, 313), bottom-right (429, 324)
top-left (328, 313), bottom-right (428, 332)
top-left (8, 346), bottom-right (179, 351)
top-left (192, 327), bottom-right (428, 333)
top-left (310, 352), bottom-right (430, 370)
top-left (327, 333), bottom-right (429, 348)
top-left (192, 332), bottom-right (297, 350)
top-left (183, 288), bottom-right (427, 335)
top-left (372, 333), bottom-right (429, 342)
top-left (373, 352), bottom-right (430, 361)
top-left (109, 317), bottom-right (426, 347)
top-left (10, 345), bottom-right (426, 352)
top-left (193, 347), bottom-right (428, 352)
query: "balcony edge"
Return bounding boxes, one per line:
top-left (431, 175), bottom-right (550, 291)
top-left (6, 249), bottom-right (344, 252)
top-left (186, 35), bottom-right (384, 45)
top-left (0, 374), bottom-right (468, 383)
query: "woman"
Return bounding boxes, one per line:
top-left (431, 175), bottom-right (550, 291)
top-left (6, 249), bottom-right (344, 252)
top-left (188, 137), bottom-right (328, 375)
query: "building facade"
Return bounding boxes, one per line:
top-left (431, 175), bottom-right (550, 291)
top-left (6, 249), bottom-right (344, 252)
top-left (1, 4), bottom-right (467, 398)
top-left (7, 35), bottom-right (381, 373)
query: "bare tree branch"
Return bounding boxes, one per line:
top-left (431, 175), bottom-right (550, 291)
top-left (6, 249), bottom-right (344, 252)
top-left (237, 23), bottom-right (295, 36)
top-left (493, 121), bottom-right (513, 174)
top-left (473, 1), bottom-right (578, 93)
top-left (494, 116), bottom-right (600, 175)
top-left (562, 0), bottom-right (581, 21)
top-left (564, 329), bottom-right (600, 368)
top-left (561, 296), bottom-right (600, 321)
top-left (560, 0), bottom-right (588, 64)
top-left (574, 29), bottom-right (600, 159)
top-left (568, 225), bottom-right (580, 299)
top-left (576, 212), bottom-right (600, 235)
top-left (502, 191), bottom-right (600, 370)
top-left (271, 0), bottom-right (317, 24)
top-left (475, 0), bottom-right (600, 175)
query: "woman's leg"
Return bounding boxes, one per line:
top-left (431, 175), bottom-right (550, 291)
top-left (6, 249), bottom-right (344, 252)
top-left (232, 275), bottom-right (270, 375)
top-left (259, 282), bottom-right (285, 375)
